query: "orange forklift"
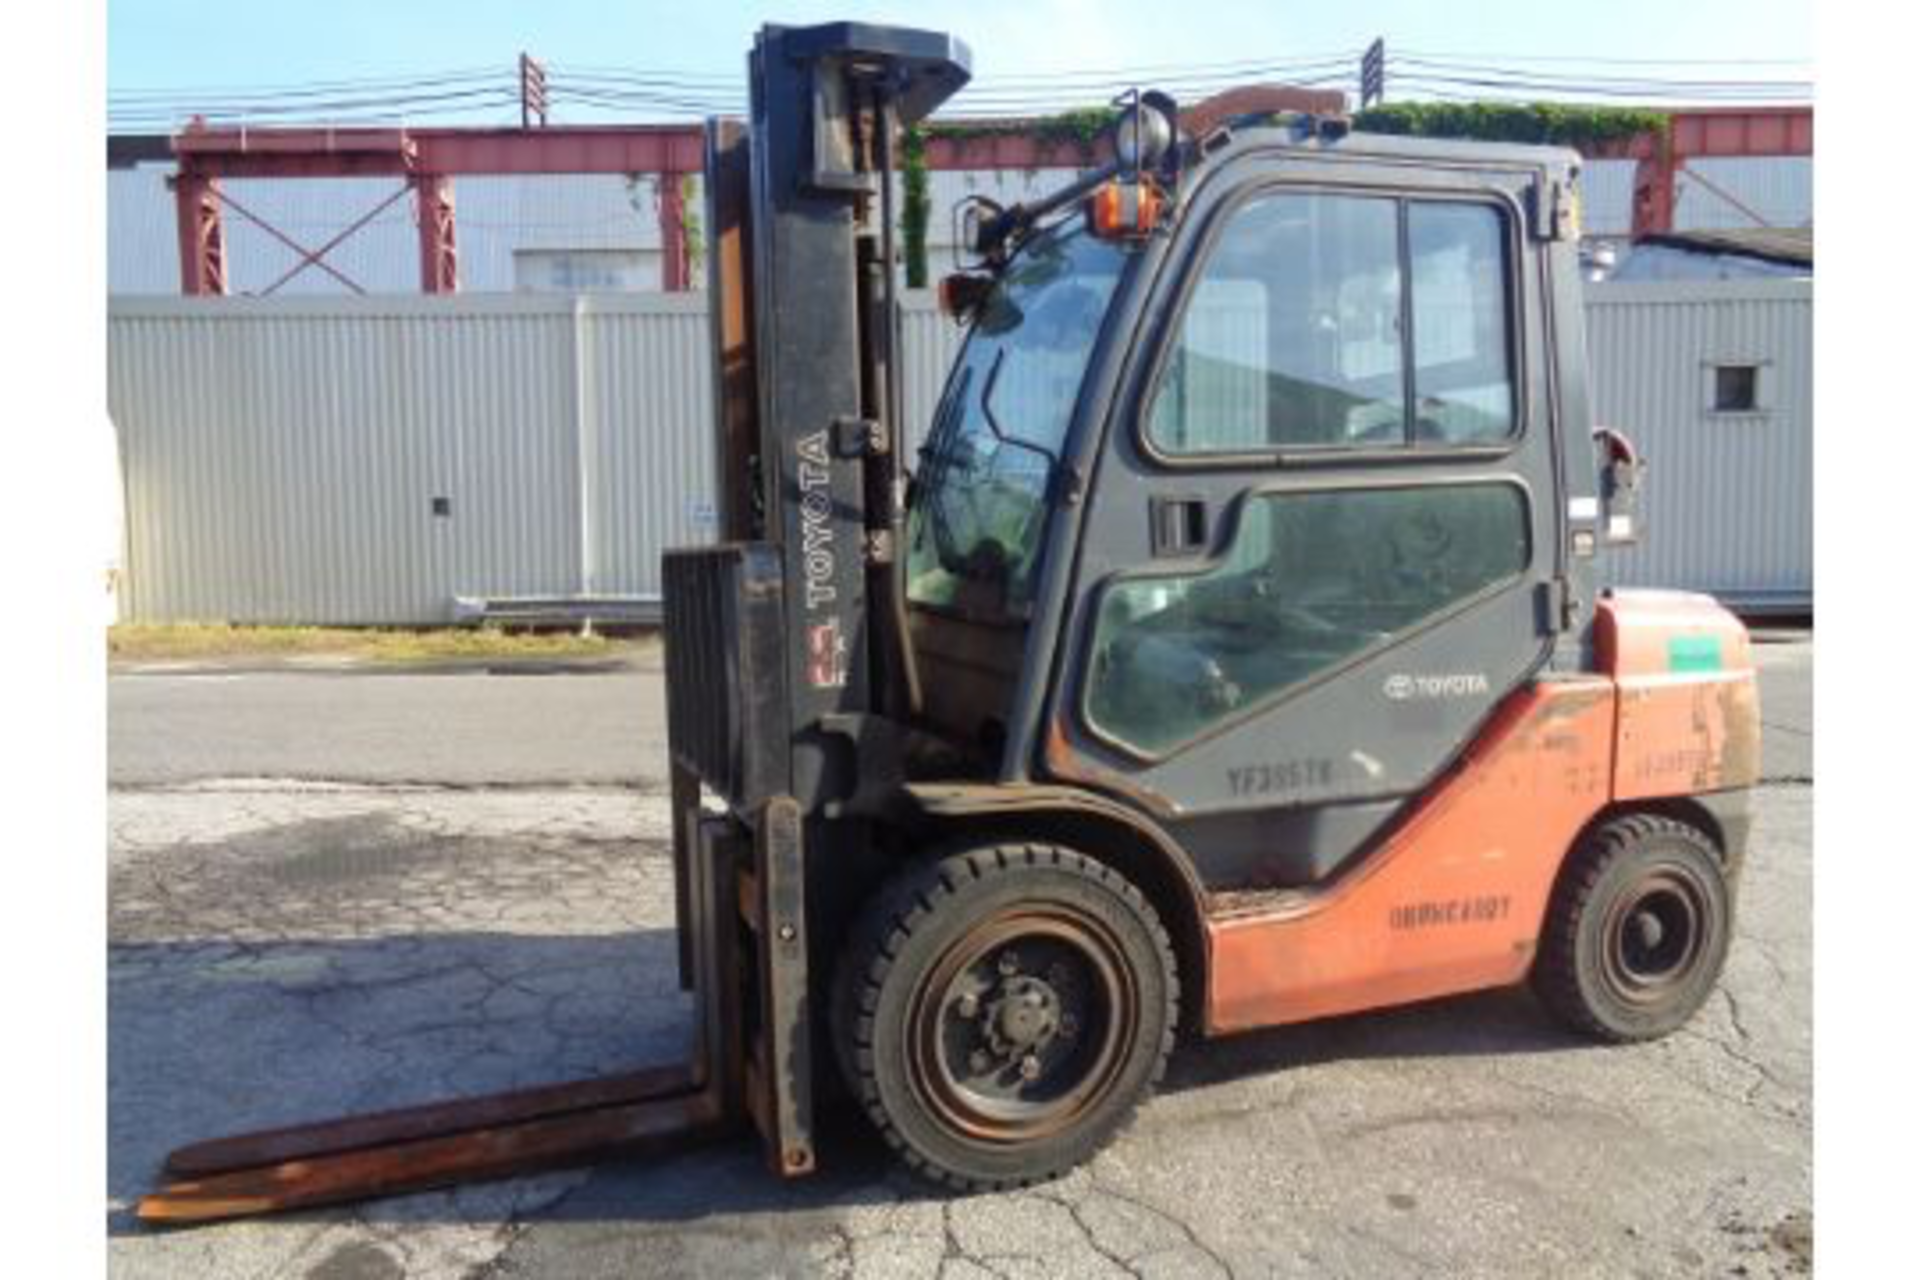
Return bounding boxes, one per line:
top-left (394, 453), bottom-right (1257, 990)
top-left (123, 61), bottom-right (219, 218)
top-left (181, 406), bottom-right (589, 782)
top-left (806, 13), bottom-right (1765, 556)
top-left (140, 21), bottom-right (1758, 1221)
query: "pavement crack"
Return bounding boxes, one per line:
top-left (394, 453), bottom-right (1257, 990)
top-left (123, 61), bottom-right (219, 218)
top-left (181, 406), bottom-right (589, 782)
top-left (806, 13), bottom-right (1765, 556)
top-left (1077, 1176), bottom-right (1236, 1278)
top-left (938, 1197), bottom-right (966, 1274)
top-left (1664, 1022), bottom-right (1803, 1126)
top-left (1721, 985), bottom-right (1755, 1044)
top-left (1036, 1186), bottom-right (1145, 1278)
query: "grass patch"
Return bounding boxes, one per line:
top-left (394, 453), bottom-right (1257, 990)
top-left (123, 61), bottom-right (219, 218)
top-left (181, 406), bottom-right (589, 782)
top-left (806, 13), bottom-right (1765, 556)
top-left (109, 623), bottom-right (655, 665)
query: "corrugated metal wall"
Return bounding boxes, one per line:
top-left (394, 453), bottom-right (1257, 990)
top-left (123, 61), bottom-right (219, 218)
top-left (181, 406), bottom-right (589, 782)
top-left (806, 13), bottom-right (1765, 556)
top-left (1585, 278), bottom-right (1812, 608)
top-left (109, 281), bottom-right (1810, 623)
top-left (109, 293), bottom-right (714, 623)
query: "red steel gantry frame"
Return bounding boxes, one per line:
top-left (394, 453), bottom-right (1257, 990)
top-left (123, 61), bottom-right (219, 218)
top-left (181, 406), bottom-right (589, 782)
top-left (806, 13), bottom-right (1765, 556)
top-left (169, 123), bottom-right (705, 295)
top-left (164, 103), bottom-right (1810, 296)
top-left (1592, 106), bottom-right (1814, 239)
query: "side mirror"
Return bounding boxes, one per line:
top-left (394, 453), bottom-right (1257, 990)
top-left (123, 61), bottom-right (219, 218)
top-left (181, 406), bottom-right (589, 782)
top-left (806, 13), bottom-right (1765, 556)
top-left (1594, 426), bottom-right (1645, 546)
top-left (952, 196), bottom-right (1004, 270)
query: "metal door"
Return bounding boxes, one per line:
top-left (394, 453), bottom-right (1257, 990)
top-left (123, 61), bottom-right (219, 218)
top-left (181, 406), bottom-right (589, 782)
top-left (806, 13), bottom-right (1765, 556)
top-left (1040, 145), bottom-right (1569, 892)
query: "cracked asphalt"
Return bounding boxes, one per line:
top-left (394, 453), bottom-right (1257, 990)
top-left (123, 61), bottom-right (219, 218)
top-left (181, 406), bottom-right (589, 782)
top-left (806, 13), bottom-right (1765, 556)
top-left (109, 638), bottom-right (1812, 1279)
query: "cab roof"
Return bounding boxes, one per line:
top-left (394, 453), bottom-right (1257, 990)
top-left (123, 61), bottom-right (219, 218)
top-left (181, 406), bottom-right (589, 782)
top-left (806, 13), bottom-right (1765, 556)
top-left (1193, 114), bottom-right (1584, 179)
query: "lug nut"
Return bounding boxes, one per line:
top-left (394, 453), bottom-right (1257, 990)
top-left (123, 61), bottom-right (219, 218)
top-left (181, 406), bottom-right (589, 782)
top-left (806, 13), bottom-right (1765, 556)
top-left (1019, 1055), bottom-right (1042, 1081)
top-left (957, 992), bottom-right (980, 1019)
top-left (998, 951), bottom-right (1020, 976)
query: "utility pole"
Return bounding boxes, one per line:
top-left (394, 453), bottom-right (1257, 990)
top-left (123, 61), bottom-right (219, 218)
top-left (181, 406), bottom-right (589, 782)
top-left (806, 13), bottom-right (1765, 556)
top-left (1361, 39), bottom-right (1386, 109)
top-left (520, 53), bottom-right (549, 128)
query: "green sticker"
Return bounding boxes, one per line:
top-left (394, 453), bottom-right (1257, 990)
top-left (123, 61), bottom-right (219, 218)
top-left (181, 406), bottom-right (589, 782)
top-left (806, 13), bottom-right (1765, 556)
top-left (1668, 634), bottom-right (1724, 673)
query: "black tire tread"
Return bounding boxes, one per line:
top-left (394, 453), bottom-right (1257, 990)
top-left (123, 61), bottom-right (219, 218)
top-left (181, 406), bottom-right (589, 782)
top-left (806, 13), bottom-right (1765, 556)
top-left (1533, 812), bottom-right (1724, 1044)
top-left (831, 843), bottom-right (1178, 1192)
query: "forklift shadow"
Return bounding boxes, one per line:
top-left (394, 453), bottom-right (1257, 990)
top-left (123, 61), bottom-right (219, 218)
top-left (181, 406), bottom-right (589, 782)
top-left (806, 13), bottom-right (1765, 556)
top-left (1161, 984), bottom-right (1576, 1096)
top-left (108, 925), bottom-right (962, 1235)
top-left (108, 927), bottom-right (703, 1235)
top-left (110, 928), bottom-right (1578, 1235)
top-left (493, 989), bottom-right (1595, 1232)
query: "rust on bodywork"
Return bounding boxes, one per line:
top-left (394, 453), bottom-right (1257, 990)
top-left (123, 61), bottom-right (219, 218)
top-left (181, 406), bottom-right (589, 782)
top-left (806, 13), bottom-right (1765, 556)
top-left (903, 779), bottom-right (1200, 896)
top-left (1042, 714), bottom-right (1181, 818)
top-left (1199, 591), bottom-right (1759, 1039)
top-left (137, 1066), bottom-right (728, 1224)
top-left (160, 1063), bottom-right (699, 1180)
top-left (1597, 591), bottom-right (1762, 798)
top-left (1202, 678), bottom-right (1618, 1034)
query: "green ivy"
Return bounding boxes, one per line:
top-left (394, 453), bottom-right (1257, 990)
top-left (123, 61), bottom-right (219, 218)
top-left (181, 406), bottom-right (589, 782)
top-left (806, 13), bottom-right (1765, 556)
top-left (897, 100), bottom-right (1664, 283)
top-left (902, 107), bottom-right (1120, 282)
top-left (927, 106), bottom-right (1120, 160)
top-left (902, 124), bottom-right (930, 288)
top-left (679, 173), bottom-right (704, 280)
top-left (1350, 101), bottom-right (1668, 150)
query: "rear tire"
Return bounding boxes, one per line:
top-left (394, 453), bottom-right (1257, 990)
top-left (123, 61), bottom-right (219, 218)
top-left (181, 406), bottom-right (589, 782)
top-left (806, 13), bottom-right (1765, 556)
top-left (832, 843), bottom-right (1177, 1191)
top-left (1533, 813), bottom-right (1731, 1043)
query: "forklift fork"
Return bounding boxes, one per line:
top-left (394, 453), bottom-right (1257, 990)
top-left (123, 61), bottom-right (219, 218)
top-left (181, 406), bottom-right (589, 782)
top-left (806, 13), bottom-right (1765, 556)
top-left (136, 787), bottom-right (810, 1224)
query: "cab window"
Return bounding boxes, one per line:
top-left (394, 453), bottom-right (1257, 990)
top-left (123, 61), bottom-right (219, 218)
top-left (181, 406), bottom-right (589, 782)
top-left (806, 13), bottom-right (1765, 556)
top-left (1146, 192), bottom-right (1515, 455)
top-left (1085, 483), bottom-right (1531, 756)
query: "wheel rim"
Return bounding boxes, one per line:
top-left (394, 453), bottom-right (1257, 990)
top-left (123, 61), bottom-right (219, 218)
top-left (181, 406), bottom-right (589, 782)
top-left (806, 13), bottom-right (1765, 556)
top-left (1599, 865), bottom-right (1711, 1004)
top-left (905, 907), bottom-right (1140, 1146)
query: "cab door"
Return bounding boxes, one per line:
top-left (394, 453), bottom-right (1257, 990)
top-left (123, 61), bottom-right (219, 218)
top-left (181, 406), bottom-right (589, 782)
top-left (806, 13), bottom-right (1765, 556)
top-left (1043, 151), bottom-right (1565, 892)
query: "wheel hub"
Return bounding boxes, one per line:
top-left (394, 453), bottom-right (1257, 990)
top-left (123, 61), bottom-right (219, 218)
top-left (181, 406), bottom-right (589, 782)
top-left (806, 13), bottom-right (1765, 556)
top-left (1631, 909), bottom-right (1666, 953)
top-left (1604, 871), bottom-right (1708, 1001)
top-left (909, 911), bottom-right (1137, 1142)
top-left (984, 975), bottom-right (1061, 1058)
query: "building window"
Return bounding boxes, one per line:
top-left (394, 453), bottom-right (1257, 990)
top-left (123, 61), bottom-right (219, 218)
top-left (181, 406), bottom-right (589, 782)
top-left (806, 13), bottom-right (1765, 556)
top-left (1711, 363), bottom-right (1762, 413)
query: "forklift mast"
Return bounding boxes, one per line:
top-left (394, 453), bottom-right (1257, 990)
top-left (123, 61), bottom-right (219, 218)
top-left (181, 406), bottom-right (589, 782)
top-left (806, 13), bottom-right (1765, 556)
top-left (659, 20), bottom-right (972, 1176)
top-left (681, 22), bottom-right (969, 812)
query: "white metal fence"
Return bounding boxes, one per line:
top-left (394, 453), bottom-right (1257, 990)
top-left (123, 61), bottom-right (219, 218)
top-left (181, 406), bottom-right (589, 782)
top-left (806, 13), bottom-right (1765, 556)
top-left (108, 279), bottom-right (1809, 624)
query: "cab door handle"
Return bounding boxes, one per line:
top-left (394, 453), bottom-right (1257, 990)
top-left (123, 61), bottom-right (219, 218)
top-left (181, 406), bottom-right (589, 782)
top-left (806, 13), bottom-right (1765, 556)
top-left (1150, 495), bottom-right (1208, 558)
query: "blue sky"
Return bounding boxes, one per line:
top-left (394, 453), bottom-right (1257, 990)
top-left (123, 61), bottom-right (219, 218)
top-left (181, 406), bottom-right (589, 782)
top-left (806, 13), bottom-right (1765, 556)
top-left (108, 0), bottom-right (1812, 124)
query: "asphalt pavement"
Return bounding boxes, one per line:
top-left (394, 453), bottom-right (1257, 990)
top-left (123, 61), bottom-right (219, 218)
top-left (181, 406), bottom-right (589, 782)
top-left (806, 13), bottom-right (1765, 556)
top-left (109, 659), bottom-right (669, 788)
top-left (109, 636), bottom-right (1812, 789)
top-left (107, 635), bottom-right (1814, 1279)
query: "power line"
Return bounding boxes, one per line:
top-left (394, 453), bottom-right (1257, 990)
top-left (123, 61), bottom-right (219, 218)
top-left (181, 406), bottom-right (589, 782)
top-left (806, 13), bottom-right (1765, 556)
top-left (1381, 73), bottom-right (1809, 103)
top-left (557, 48), bottom-right (1367, 87)
top-left (107, 93), bottom-right (525, 129)
top-left (1392, 56), bottom-right (1810, 92)
top-left (1397, 48), bottom-right (1811, 67)
top-left (108, 67), bottom-right (510, 102)
top-left (105, 46), bottom-right (1814, 132)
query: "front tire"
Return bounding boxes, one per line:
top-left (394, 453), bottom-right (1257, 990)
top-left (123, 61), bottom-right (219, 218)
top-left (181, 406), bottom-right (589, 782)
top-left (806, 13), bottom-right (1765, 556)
top-left (832, 843), bottom-right (1177, 1191)
top-left (1534, 813), bottom-right (1732, 1043)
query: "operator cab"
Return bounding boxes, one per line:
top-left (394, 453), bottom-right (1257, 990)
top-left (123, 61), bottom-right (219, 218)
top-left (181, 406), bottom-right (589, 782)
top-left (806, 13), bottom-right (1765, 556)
top-left (907, 102), bottom-right (1607, 890)
top-left (907, 220), bottom-right (1128, 761)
